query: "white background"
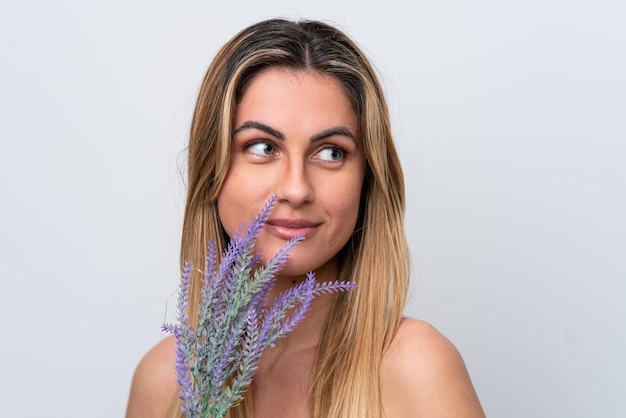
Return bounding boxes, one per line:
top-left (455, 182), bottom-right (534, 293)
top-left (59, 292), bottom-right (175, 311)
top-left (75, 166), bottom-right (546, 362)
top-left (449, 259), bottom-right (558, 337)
top-left (1, 1), bottom-right (624, 417)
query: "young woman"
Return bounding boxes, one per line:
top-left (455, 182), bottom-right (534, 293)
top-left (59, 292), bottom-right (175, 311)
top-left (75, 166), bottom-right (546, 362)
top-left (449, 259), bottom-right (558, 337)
top-left (126, 18), bottom-right (485, 418)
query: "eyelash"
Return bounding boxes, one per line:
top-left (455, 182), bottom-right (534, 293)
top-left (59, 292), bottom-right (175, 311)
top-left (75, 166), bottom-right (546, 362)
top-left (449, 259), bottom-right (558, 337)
top-left (242, 140), bottom-right (350, 163)
top-left (243, 140), bottom-right (276, 156)
top-left (315, 146), bottom-right (348, 162)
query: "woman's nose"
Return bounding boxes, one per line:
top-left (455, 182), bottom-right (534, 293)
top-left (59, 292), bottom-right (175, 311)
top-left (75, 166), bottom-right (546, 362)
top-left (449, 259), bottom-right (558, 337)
top-left (275, 159), bottom-right (314, 207)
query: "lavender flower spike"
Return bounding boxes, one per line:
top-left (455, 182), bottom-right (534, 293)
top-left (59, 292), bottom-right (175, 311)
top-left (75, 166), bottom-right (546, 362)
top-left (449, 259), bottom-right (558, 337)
top-left (163, 195), bottom-right (356, 418)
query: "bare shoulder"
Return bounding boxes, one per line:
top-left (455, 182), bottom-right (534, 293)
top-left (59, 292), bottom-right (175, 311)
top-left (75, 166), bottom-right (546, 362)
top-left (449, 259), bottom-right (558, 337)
top-left (126, 336), bottom-right (179, 418)
top-left (381, 318), bottom-right (485, 418)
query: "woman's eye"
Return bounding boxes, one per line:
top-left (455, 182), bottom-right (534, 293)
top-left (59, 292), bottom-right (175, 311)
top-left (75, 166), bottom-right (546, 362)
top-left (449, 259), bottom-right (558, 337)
top-left (316, 147), bottom-right (345, 162)
top-left (246, 142), bottom-right (276, 156)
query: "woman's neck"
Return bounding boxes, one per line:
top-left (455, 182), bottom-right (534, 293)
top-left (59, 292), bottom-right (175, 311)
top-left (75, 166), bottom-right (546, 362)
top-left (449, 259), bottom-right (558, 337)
top-left (264, 257), bottom-right (339, 357)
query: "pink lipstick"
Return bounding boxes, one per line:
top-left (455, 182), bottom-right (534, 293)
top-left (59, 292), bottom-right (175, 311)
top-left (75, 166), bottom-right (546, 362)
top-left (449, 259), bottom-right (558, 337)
top-left (265, 218), bottom-right (320, 240)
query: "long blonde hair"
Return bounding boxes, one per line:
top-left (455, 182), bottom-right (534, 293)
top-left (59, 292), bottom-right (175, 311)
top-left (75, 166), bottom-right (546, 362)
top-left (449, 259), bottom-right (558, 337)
top-left (175, 18), bottom-right (409, 418)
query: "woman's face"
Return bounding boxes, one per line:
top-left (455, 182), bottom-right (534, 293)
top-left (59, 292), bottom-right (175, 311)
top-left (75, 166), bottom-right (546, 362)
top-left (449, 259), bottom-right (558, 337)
top-left (217, 67), bottom-right (365, 279)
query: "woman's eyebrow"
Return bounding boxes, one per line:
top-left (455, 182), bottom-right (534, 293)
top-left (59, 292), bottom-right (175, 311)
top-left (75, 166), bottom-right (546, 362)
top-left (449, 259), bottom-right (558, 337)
top-left (310, 127), bottom-right (356, 143)
top-left (233, 121), bottom-right (356, 143)
top-left (233, 120), bottom-right (284, 140)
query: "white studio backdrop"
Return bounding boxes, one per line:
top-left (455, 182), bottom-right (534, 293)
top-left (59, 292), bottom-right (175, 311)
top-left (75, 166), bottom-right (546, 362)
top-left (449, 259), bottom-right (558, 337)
top-left (1, 1), bottom-right (624, 417)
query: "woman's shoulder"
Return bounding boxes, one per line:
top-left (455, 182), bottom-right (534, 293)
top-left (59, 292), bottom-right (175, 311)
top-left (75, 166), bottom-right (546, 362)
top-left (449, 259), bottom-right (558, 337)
top-left (126, 336), bottom-right (178, 418)
top-left (381, 318), bottom-right (485, 417)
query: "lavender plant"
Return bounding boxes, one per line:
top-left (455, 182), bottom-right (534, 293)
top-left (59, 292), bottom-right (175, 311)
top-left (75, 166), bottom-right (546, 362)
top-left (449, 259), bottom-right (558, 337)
top-left (162, 195), bottom-right (356, 418)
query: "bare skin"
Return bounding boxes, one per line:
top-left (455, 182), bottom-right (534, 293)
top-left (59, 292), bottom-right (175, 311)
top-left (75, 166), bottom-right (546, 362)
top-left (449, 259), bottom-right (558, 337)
top-left (380, 319), bottom-right (485, 417)
top-left (126, 312), bottom-right (485, 417)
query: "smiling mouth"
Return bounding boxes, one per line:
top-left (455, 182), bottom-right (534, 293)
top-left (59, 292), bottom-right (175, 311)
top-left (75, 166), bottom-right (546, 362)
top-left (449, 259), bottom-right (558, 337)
top-left (265, 219), bottom-right (320, 240)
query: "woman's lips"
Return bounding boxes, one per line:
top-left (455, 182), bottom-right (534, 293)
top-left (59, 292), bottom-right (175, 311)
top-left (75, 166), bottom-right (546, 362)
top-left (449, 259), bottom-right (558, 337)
top-left (265, 218), bottom-right (320, 240)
